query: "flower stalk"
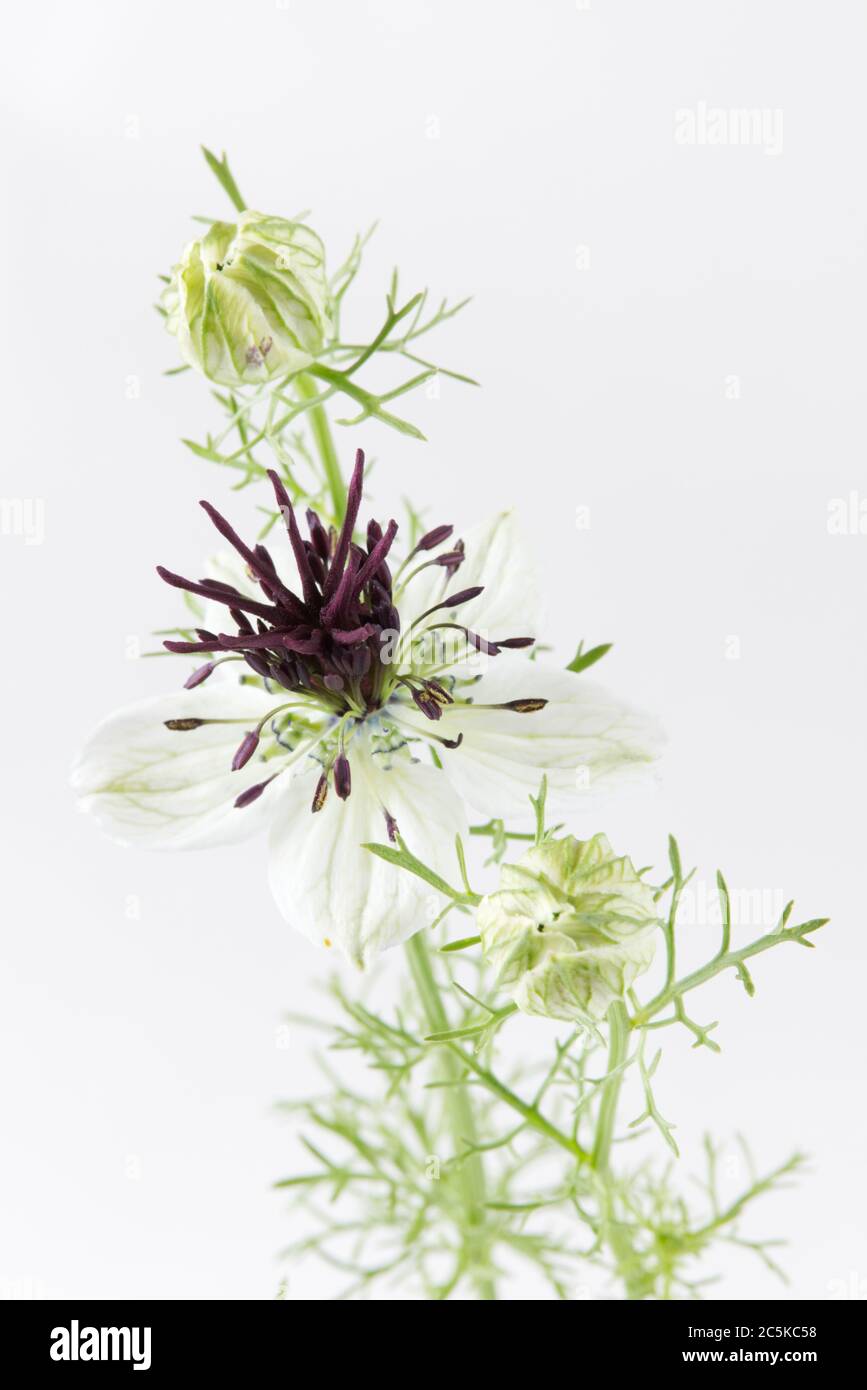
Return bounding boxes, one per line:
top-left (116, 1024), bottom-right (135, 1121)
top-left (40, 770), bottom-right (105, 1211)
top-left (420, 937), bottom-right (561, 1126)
top-left (294, 372), bottom-right (346, 520)
top-left (405, 934), bottom-right (496, 1300)
top-left (590, 1000), bottom-right (629, 1174)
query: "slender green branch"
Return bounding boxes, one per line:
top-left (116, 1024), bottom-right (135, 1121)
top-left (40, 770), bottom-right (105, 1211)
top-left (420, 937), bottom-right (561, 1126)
top-left (440, 1041), bottom-right (590, 1164)
top-left (404, 934), bottom-right (496, 1300)
top-left (469, 822), bottom-right (534, 841)
top-left (364, 838), bottom-right (481, 907)
top-left (310, 362), bottom-right (430, 439)
top-left (628, 1033), bottom-right (679, 1155)
top-left (424, 1001), bottom-right (517, 1044)
top-left (690, 1152), bottom-right (808, 1244)
top-left (632, 916), bottom-right (828, 1028)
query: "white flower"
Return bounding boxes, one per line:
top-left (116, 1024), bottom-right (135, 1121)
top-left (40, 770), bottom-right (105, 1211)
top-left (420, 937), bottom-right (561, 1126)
top-left (73, 453), bottom-right (660, 968)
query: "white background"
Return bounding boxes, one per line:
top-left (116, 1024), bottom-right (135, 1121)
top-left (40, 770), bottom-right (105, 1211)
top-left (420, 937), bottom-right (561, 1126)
top-left (1, 0), bottom-right (865, 1300)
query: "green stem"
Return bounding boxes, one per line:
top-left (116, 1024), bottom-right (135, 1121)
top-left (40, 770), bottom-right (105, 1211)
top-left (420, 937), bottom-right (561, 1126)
top-left (591, 1000), bottom-right (644, 1299)
top-left (591, 1000), bottom-right (629, 1172)
top-left (446, 1044), bottom-right (590, 1163)
top-left (296, 373), bottom-right (346, 520)
top-left (405, 934), bottom-right (496, 1300)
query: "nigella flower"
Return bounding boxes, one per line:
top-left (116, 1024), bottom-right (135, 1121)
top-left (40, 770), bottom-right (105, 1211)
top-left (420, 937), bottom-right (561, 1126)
top-left (74, 451), bottom-right (659, 967)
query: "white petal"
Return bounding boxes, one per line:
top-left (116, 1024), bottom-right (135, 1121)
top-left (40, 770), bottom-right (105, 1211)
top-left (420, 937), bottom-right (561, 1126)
top-left (73, 682), bottom-right (284, 849)
top-left (267, 738), bottom-right (467, 968)
top-left (401, 509), bottom-right (539, 648)
top-left (394, 662), bottom-right (662, 821)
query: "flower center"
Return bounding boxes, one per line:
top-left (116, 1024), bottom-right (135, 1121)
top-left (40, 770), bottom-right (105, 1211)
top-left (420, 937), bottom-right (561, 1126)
top-left (158, 449), bottom-right (540, 811)
top-left (159, 450), bottom-right (405, 722)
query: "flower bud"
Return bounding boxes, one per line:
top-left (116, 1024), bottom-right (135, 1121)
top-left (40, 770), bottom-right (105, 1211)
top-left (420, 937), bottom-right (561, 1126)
top-left (162, 211), bottom-right (333, 386)
top-left (477, 834), bottom-right (658, 1024)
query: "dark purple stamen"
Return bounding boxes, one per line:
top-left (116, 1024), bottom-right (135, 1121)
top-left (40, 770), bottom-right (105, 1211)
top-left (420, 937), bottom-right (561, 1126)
top-left (307, 509), bottom-right (331, 561)
top-left (425, 625), bottom-right (534, 657)
top-left (158, 452), bottom-right (408, 753)
top-left (424, 679), bottom-right (453, 704)
top-left (438, 585), bottom-right (484, 610)
top-left (157, 566), bottom-right (284, 624)
top-left (344, 521), bottom-right (399, 610)
top-left (432, 549), bottom-right (466, 569)
top-left (231, 730), bottom-right (260, 771)
top-left (163, 638), bottom-right (218, 654)
top-left (322, 450), bottom-right (365, 604)
top-left (198, 499), bottom-right (299, 612)
top-left (311, 774), bottom-right (329, 813)
top-left (269, 469), bottom-right (321, 609)
top-left (234, 775), bottom-right (277, 809)
top-left (333, 755), bottom-right (352, 800)
top-left (443, 539), bottom-right (465, 580)
top-left (412, 523), bottom-right (454, 555)
top-left (399, 676), bottom-right (452, 721)
top-left (433, 732), bottom-right (464, 750)
top-left (425, 621), bottom-right (500, 655)
top-left (411, 587), bottom-right (485, 631)
top-left (244, 651), bottom-right (272, 679)
top-left (184, 661), bottom-right (216, 689)
top-left (384, 809), bottom-right (400, 842)
top-left (464, 631), bottom-right (499, 655)
top-left (412, 691), bottom-right (442, 720)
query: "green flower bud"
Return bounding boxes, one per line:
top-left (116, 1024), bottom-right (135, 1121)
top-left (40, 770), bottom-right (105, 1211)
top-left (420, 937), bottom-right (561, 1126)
top-left (162, 211), bottom-right (333, 386)
top-left (478, 834), bottom-right (658, 1024)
